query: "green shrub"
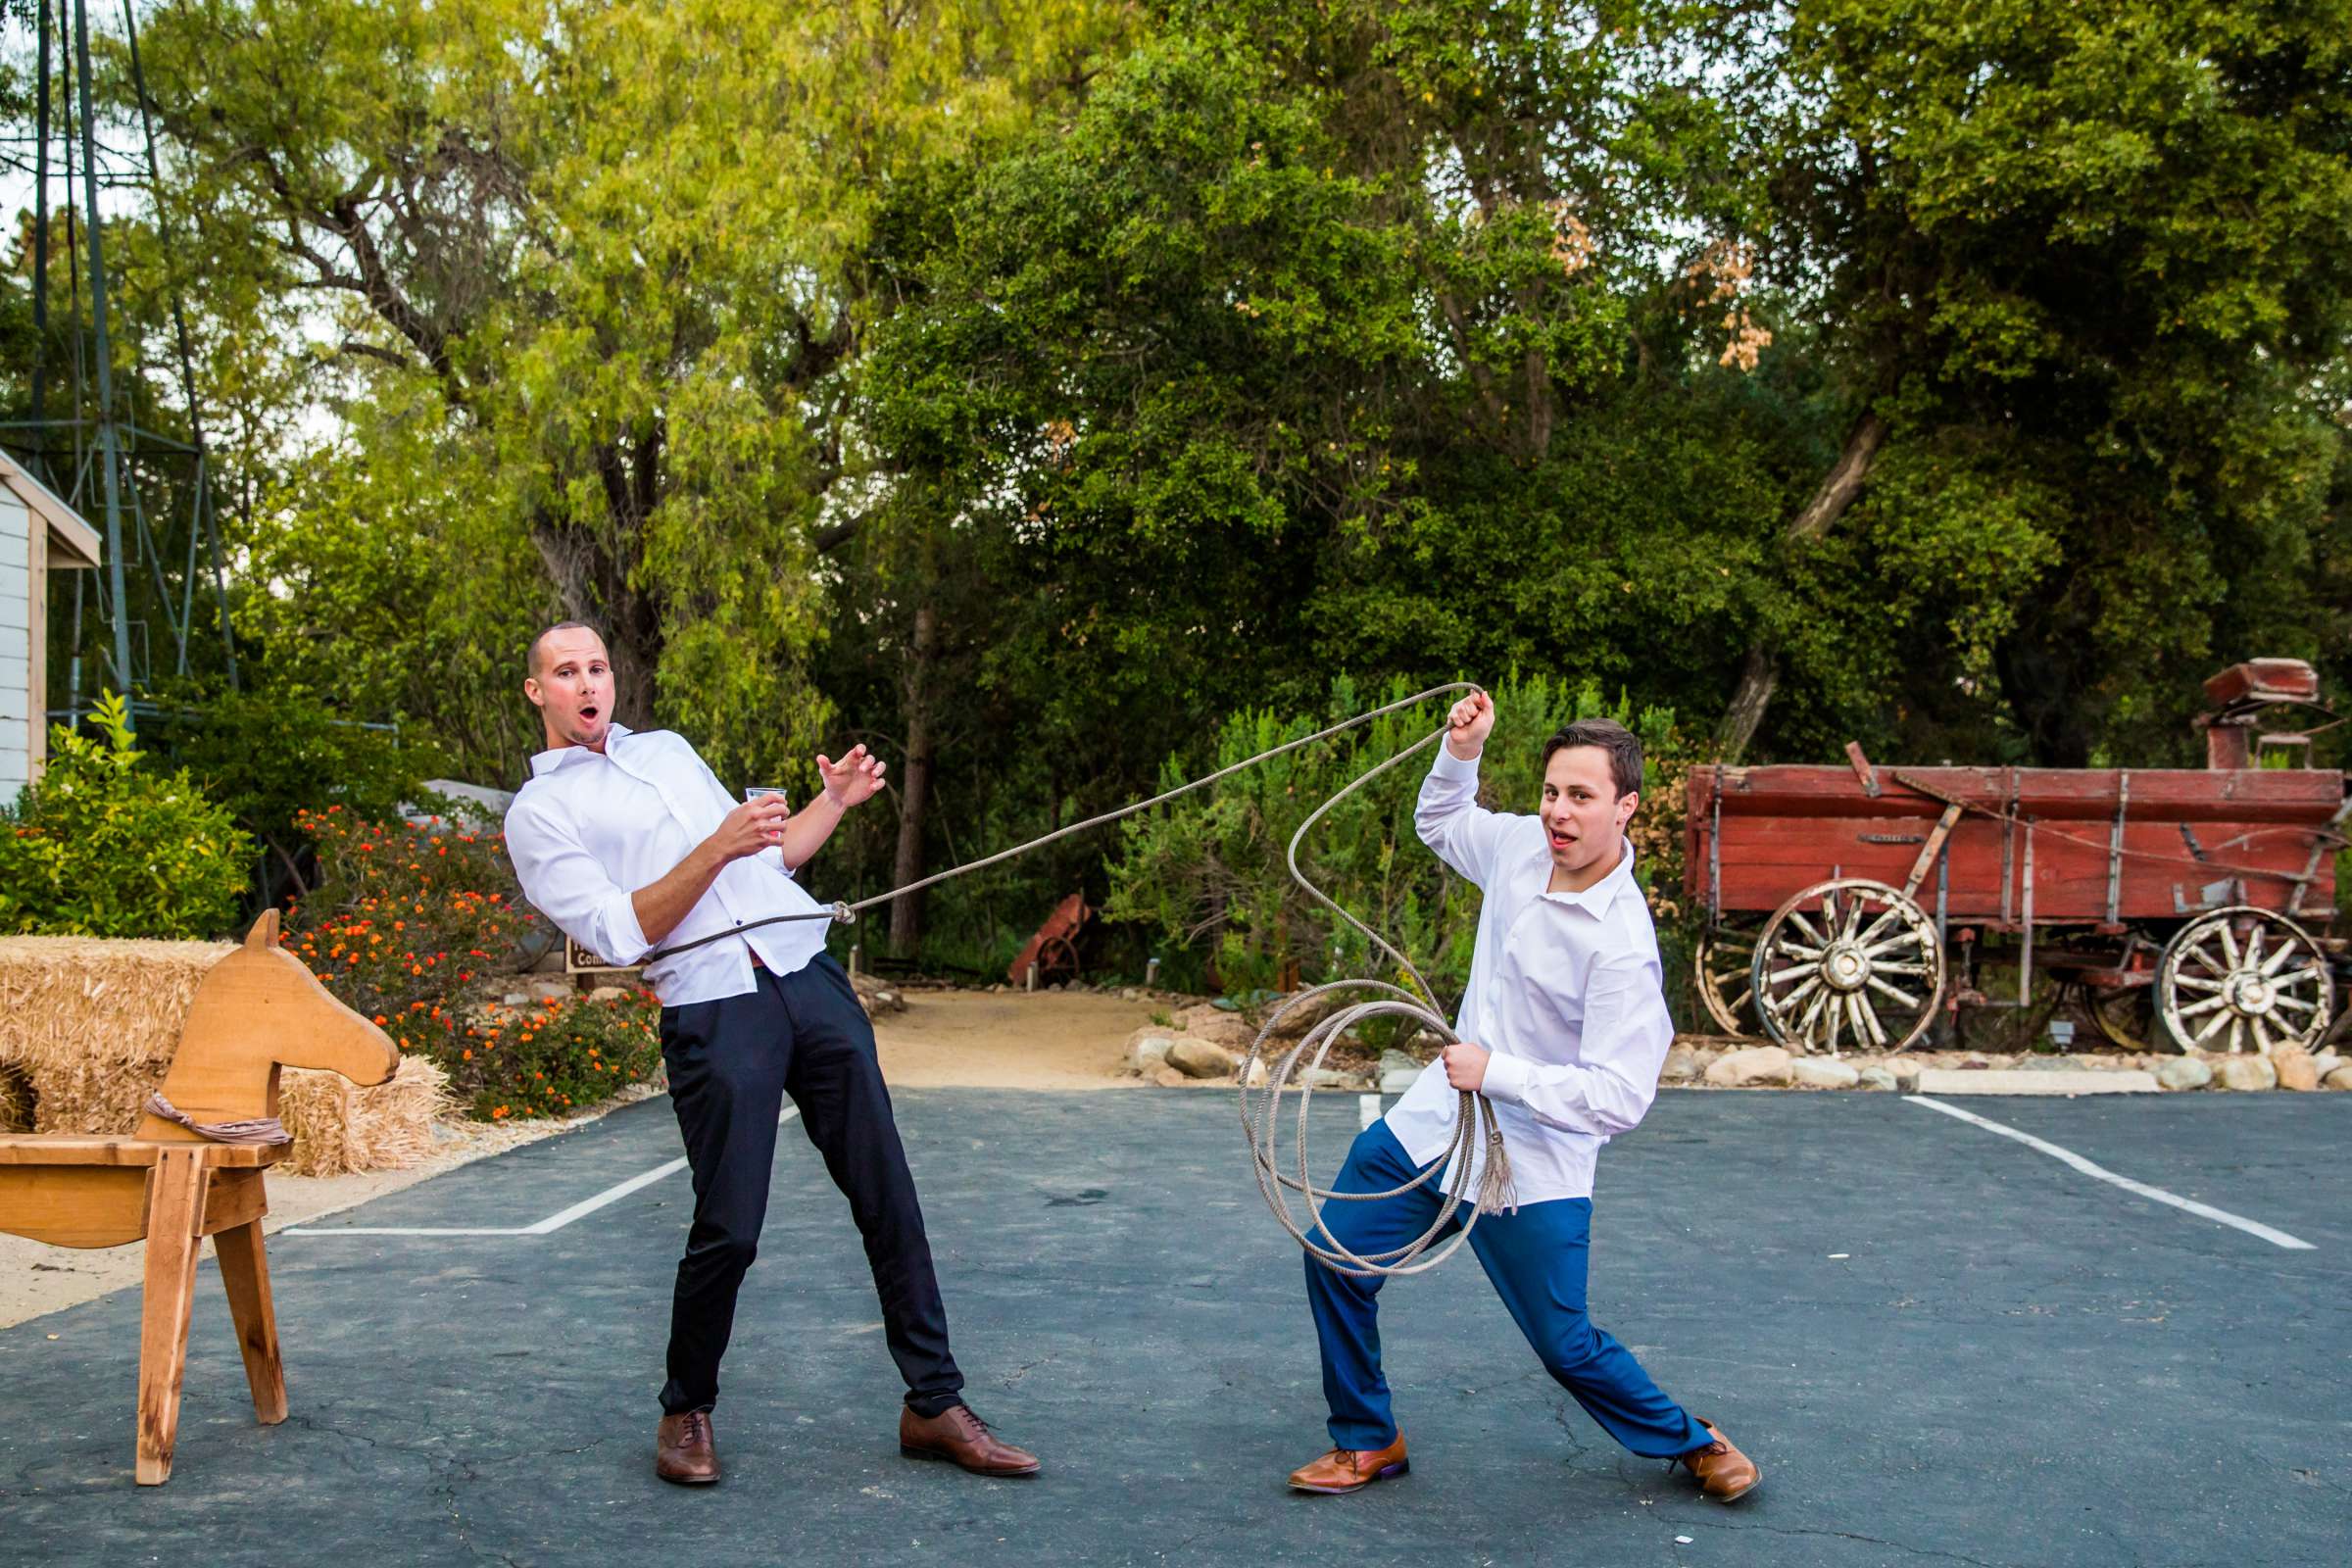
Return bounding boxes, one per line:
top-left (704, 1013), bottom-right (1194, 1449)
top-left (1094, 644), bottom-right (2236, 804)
top-left (0, 693), bottom-right (253, 939)
top-left (1106, 673), bottom-right (1689, 1015)
top-left (460, 991), bottom-right (664, 1122)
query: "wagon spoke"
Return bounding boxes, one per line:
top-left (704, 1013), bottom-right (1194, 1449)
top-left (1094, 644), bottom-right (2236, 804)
top-left (1865, 976), bottom-right (1922, 1008)
top-left (2246, 1015), bottom-right (2278, 1054)
top-left (1767, 965), bottom-right (1822, 988)
top-left (2171, 974), bottom-right (2225, 994)
top-left (2229, 1016), bottom-right (2248, 1055)
top-left (2180, 943), bottom-right (2224, 978)
top-left (2192, 1008), bottom-right (2232, 1046)
top-left (2175, 995), bottom-right (2230, 1019)
top-left (1726, 985), bottom-right (1752, 1012)
top-left (1861, 935), bottom-right (1923, 958)
top-left (1787, 910), bottom-right (1825, 948)
top-left (2274, 965), bottom-right (2324, 990)
top-left (1820, 893), bottom-right (1841, 939)
top-left (1823, 993), bottom-right (1843, 1054)
top-left (1794, 986), bottom-right (1831, 1039)
top-left (1872, 961), bottom-right (1933, 977)
top-left (1771, 940), bottom-right (1826, 961)
top-left (2271, 994), bottom-right (2316, 1013)
top-left (2216, 923), bottom-right (2241, 970)
top-left (2258, 935), bottom-right (2300, 976)
top-left (2245, 925), bottom-right (2265, 972)
top-left (1855, 908), bottom-right (1899, 949)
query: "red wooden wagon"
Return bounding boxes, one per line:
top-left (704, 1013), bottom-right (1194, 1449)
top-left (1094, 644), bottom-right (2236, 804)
top-left (1683, 660), bottom-right (2348, 1055)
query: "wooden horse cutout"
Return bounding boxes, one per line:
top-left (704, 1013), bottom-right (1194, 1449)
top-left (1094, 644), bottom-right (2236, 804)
top-left (0, 910), bottom-right (398, 1484)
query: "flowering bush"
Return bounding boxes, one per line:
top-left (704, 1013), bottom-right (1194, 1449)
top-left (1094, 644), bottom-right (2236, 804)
top-left (462, 991), bottom-right (664, 1121)
top-left (0, 693), bottom-right (252, 939)
top-left (286, 805), bottom-right (662, 1119)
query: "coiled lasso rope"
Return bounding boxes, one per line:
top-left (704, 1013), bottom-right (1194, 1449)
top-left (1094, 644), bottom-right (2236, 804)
top-left (638, 681), bottom-right (1514, 1277)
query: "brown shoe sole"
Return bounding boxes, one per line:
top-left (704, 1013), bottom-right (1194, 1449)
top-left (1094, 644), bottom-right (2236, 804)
top-left (1289, 1457), bottom-right (1409, 1494)
top-left (656, 1464), bottom-right (718, 1487)
top-left (1701, 1470), bottom-right (1761, 1504)
top-left (901, 1443), bottom-right (1042, 1477)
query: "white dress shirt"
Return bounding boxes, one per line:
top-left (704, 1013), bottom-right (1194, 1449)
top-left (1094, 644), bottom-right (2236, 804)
top-left (1383, 746), bottom-right (1678, 1203)
top-left (504, 724), bottom-right (831, 1005)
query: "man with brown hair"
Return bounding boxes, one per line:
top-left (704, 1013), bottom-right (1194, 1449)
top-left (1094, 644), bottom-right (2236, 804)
top-left (504, 621), bottom-right (1038, 1486)
top-left (1286, 693), bottom-right (1760, 1501)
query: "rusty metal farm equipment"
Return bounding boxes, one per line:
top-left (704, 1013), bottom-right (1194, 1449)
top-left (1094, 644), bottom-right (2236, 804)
top-left (1684, 660), bottom-right (2348, 1055)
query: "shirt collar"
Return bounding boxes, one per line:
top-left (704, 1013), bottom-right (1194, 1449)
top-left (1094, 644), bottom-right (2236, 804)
top-left (529, 722), bottom-right (634, 778)
top-left (1536, 834), bottom-right (1639, 913)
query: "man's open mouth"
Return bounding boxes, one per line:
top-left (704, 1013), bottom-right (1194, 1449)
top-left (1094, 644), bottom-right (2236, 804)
top-left (1548, 830), bottom-right (1575, 851)
top-left (579, 706), bottom-right (600, 720)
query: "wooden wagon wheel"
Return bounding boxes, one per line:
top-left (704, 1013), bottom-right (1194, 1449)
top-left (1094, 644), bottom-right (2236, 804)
top-left (1038, 934), bottom-right (1082, 982)
top-left (2080, 982), bottom-right (2158, 1054)
top-left (1751, 878), bottom-right (1945, 1056)
top-left (2155, 906), bottom-right (2335, 1055)
top-left (1691, 920), bottom-right (1762, 1037)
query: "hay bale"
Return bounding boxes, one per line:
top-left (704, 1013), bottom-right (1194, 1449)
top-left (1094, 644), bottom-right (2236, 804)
top-left (279, 1054), bottom-right (452, 1177)
top-left (0, 1062), bottom-right (31, 1132)
top-left (0, 936), bottom-right (232, 1074)
top-left (0, 935), bottom-right (446, 1174)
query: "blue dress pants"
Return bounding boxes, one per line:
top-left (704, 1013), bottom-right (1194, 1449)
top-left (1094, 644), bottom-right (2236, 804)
top-left (1303, 1118), bottom-right (1708, 1457)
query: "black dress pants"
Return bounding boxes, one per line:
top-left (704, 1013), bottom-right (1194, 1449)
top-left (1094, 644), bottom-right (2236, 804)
top-left (656, 952), bottom-right (963, 1417)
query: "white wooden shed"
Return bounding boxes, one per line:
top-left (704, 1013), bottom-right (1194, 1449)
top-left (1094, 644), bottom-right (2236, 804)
top-left (0, 450), bottom-right (105, 799)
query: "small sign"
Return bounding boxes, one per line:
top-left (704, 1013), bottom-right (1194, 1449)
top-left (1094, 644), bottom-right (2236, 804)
top-left (564, 936), bottom-right (640, 976)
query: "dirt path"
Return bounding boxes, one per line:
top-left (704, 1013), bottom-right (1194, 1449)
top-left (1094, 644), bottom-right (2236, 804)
top-left (870, 988), bottom-right (1157, 1090)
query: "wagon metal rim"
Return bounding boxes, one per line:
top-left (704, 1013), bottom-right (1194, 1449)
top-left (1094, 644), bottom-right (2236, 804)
top-left (2155, 906), bottom-right (2335, 1055)
top-left (1692, 922), bottom-right (1760, 1037)
top-left (1750, 878), bottom-right (1946, 1056)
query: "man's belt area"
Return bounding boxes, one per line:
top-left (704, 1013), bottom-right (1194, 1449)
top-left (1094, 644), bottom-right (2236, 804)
top-left (638, 904), bottom-right (858, 965)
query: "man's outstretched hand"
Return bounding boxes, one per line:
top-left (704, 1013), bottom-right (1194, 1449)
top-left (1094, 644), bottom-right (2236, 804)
top-left (816, 744), bottom-right (889, 808)
top-left (1446, 691), bottom-right (1494, 760)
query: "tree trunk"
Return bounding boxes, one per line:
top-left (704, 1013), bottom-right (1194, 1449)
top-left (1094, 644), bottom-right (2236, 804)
top-left (1716, 412), bottom-right (1886, 760)
top-left (888, 602), bottom-right (939, 956)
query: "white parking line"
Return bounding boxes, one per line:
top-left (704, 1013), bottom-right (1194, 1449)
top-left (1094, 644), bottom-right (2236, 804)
top-left (1358, 1094), bottom-right (1382, 1129)
top-left (1906, 1095), bottom-right (2314, 1251)
top-left (286, 1105), bottom-right (801, 1238)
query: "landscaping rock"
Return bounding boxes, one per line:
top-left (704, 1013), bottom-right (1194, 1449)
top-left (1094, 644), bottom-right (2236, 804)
top-left (2155, 1056), bottom-right (2213, 1092)
top-left (2324, 1065), bottom-right (2352, 1092)
top-left (1166, 1037), bottom-right (1240, 1080)
top-left (1705, 1046), bottom-right (1792, 1088)
top-left (1380, 1066), bottom-right (1424, 1095)
top-left (1857, 1065), bottom-right (1899, 1092)
top-left (1125, 1029), bottom-right (1177, 1074)
top-left (2211, 1054), bottom-right (2278, 1092)
top-left (1660, 1045), bottom-right (1703, 1083)
top-left (2274, 1048), bottom-right (2320, 1092)
top-left (1174, 1004), bottom-right (1257, 1052)
top-left (1151, 1066), bottom-right (1190, 1089)
top-left (1792, 1057), bottom-right (1859, 1090)
top-left (1914, 1068), bottom-right (2156, 1096)
top-left (2309, 1047), bottom-right (2340, 1079)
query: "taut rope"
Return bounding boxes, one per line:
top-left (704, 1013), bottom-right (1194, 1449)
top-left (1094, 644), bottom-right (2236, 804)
top-left (638, 681), bottom-right (1514, 1276)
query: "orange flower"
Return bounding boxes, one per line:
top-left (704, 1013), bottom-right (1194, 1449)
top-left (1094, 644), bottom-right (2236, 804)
top-left (372, 1013), bottom-right (389, 1025)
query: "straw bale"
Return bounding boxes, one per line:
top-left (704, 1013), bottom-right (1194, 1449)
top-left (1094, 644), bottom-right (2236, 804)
top-left (0, 1063), bottom-right (30, 1133)
top-left (0, 935), bottom-right (451, 1174)
top-left (278, 1054), bottom-right (452, 1177)
top-left (0, 937), bottom-right (232, 1074)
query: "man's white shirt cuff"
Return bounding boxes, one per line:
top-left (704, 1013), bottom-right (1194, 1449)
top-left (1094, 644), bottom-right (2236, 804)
top-left (1429, 746), bottom-right (1483, 783)
top-left (1480, 1047), bottom-right (1532, 1106)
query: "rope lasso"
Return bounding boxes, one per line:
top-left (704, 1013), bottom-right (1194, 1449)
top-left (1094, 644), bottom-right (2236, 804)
top-left (634, 680), bottom-right (1515, 1276)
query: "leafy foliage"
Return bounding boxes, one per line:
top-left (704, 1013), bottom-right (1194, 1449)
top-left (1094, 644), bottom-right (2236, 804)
top-left (0, 694), bottom-right (252, 939)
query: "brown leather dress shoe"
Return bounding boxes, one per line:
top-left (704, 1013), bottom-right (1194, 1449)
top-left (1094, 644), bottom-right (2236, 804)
top-left (899, 1403), bottom-right (1042, 1476)
top-left (1287, 1434), bottom-right (1410, 1494)
top-left (656, 1409), bottom-right (719, 1485)
top-left (1679, 1419), bottom-right (1760, 1502)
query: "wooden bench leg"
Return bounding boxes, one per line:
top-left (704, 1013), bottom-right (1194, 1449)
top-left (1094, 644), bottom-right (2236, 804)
top-left (215, 1218), bottom-right (287, 1425)
top-left (135, 1149), bottom-right (206, 1486)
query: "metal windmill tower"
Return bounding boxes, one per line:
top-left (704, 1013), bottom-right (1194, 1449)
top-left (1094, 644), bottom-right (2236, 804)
top-left (4, 0), bottom-right (239, 723)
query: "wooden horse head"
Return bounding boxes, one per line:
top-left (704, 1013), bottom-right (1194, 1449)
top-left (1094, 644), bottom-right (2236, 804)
top-left (135, 910), bottom-right (401, 1143)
